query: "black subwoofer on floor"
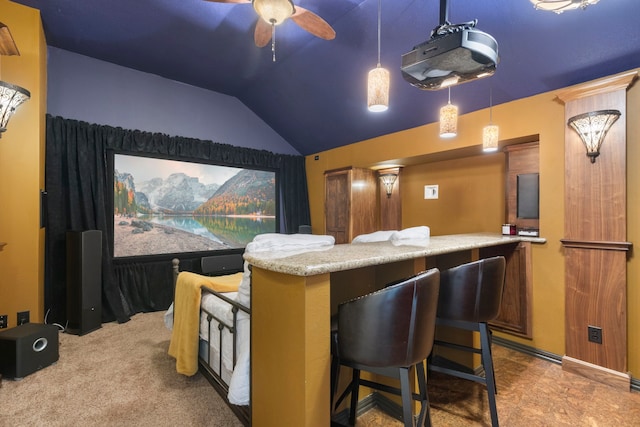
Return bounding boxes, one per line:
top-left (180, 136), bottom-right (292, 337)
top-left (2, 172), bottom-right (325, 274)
top-left (0, 323), bottom-right (59, 379)
top-left (66, 230), bottom-right (102, 336)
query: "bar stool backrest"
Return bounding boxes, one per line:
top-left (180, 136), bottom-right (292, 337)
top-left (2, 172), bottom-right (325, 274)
top-left (337, 268), bottom-right (440, 368)
top-left (437, 256), bottom-right (506, 323)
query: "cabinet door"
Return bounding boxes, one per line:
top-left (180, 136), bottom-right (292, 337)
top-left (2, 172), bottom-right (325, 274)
top-left (325, 171), bottom-right (350, 244)
top-left (481, 242), bottom-right (532, 338)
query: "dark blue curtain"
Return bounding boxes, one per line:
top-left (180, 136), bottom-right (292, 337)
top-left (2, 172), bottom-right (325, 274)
top-left (44, 115), bottom-right (310, 325)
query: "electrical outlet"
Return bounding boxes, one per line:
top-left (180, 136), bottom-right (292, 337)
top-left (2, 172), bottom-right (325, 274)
top-left (17, 310), bottom-right (30, 325)
top-left (588, 325), bottom-right (602, 344)
top-left (0, 314), bottom-right (7, 328)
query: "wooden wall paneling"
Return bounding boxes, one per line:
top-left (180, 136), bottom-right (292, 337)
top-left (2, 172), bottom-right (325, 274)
top-left (324, 167), bottom-right (377, 243)
top-left (350, 168), bottom-right (378, 239)
top-left (556, 70), bottom-right (636, 390)
top-left (564, 91), bottom-right (627, 242)
top-left (481, 242), bottom-right (533, 338)
top-left (564, 247), bottom-right (627, 371)
top-left (324, 169), bottom-right (350, 244)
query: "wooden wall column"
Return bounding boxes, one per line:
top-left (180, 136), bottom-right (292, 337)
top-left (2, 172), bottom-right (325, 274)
top-left (556, 71), bottom-right (637, 390)
top-left (378, 167), bottom-right (402, 231)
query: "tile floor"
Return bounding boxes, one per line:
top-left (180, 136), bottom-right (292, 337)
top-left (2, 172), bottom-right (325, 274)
top-left (348, 344), bottom-right (640, 426)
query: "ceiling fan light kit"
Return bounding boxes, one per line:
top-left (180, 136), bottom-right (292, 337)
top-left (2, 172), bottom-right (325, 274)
top-left (253, 0), bottom-right (294, 25)
top-left (529, 0), bottom-right (599, 14)
top-left (207, 0), bottom-right (335, 59)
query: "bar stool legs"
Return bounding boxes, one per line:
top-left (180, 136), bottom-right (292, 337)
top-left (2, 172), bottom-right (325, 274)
top-left (334, 363), bottom-right (432, 427)
top-left (428, 256), bottom-right (506, 427)
top-left (330, 269), bottom-right (440, 427)
top-left (479, 323), bottom-right (499, 427)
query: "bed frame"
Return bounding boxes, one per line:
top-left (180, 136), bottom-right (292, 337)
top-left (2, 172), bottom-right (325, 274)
top-left (172, 254), bottom-right (251, 426)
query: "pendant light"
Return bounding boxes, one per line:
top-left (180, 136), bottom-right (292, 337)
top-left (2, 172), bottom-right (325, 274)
top-left (439, 87), bottom-right (457, 138)
top-left (483, 88), bottom-right (498, 152)
top-left (367, 0), bottom-right (389, 112)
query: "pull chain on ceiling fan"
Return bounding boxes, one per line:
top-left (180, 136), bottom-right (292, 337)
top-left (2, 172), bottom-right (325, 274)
top-left (206, 0), bottom-right (336, 61)
top-left (253, 0), bottom-right (294, 61)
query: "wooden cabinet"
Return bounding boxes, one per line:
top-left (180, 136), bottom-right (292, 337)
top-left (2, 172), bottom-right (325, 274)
top-left (324, 167), bottom-right (377, 244)
top-left (481, 242), bottom-right (533, 338)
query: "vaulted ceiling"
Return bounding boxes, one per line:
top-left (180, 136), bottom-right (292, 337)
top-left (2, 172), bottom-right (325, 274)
top-left (12, 0), bottom-right (640, 155)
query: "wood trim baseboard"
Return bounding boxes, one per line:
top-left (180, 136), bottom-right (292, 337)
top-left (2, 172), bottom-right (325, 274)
top-left (494, 337), bottom-right (639, 392)
top-left (560, 239), bottom-right (632, 251)
top-left (562, 356), bottom-right (631, 392)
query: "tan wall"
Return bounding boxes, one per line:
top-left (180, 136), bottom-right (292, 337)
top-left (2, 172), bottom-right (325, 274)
top-left (306, 70), bottom-right (639, 379)
top-left (0, 0), bottom-right (46, 327)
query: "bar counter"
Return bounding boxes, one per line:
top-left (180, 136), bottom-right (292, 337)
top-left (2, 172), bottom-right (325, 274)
top-left (244, 233), bottom-right (544, 427)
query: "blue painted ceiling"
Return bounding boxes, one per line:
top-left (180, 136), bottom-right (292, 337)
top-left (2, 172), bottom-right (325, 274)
top-left (12, 0), bottom-right (640, 155)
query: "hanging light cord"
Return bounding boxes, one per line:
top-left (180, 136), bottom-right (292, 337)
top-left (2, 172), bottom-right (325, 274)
top-left (448, 86), bottom-right (451, 104)
top-left (376, 0), bottom-right (381, 67)
top-left (271, 22), bottom-right (276, 62)
top-left (489, 87), bottom-right (493, 123)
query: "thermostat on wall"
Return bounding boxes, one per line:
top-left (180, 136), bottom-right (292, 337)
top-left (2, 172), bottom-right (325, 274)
top-left (424, 185), bottom-right (438, 199)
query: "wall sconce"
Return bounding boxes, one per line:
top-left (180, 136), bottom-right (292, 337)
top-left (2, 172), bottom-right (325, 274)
top-left (0, 22), bottom-right (30, 138)
top-left (0, 81), bottom-right (30, 136)
top-left (567, 109), bottom-right (620, 164)
top-left (379, 173), bottom-right (398, 198)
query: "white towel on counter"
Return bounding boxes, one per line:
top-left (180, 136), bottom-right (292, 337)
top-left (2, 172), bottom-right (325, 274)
top-left (390, 226), bottom-right (430, 241)
top-left (246, 233), bottom-right (335, 253)
top-left (352, 230), bottom-right (397, 243)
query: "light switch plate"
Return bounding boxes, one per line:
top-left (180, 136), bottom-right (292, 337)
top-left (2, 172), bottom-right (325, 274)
top-left (424, 185), bottom-right (439, 199)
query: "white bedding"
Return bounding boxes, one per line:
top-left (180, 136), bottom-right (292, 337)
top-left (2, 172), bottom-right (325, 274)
top-left (199, 292), bottom-right (238, 372)
top-left (165, 233), bottom-right (336, 407)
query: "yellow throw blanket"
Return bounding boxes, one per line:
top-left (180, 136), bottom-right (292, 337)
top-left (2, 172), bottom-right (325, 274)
top-left (168, 271), bottom-right (243, 376)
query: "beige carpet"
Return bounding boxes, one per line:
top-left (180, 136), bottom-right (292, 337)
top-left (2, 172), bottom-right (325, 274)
top-left (0, 311), bottom-right (243, 427)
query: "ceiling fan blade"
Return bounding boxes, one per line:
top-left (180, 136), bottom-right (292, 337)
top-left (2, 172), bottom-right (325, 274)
top-left (291, 6), bottom-right (336, 41)
top-left (254, 18), bottom-right (272, 47)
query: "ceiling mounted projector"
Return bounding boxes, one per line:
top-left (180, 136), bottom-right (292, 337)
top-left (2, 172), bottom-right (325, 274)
top-left (401, 0), bottom-right (499, 90)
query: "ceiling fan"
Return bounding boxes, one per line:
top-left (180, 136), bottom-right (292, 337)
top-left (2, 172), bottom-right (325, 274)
top-left (206, 0), bottom-right (336, 61)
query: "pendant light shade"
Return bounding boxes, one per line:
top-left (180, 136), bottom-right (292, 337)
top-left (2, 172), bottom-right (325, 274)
top-left (253, 0), bottom-right (295, 25)
top-left (367, 0), bottom-right (388, 112)
top-left (483, 125), bottom-right (499, 152)
top-left (368, 66), bottom-right (389, 112)
top-left (439, 87), bottom-right (457, 138)
top-left (482, 88), bottom-right (498, 152)
top-left (529, 0), bottom-right (599, 14)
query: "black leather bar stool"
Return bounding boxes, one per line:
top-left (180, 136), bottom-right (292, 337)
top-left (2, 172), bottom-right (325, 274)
top-left (428, 256), bottom-right (506, 427)
top-left (331, 268), bottom-right (440, 427)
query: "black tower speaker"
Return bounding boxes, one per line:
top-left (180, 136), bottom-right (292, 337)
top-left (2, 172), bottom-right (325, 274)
top-left (66, 230), bottom-right (102, 335)
top-left (0, 323), bottom-right (59, 379)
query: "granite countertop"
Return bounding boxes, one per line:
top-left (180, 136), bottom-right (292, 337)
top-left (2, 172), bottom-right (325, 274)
top-left (243, 232), bottom-right (545, 277)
